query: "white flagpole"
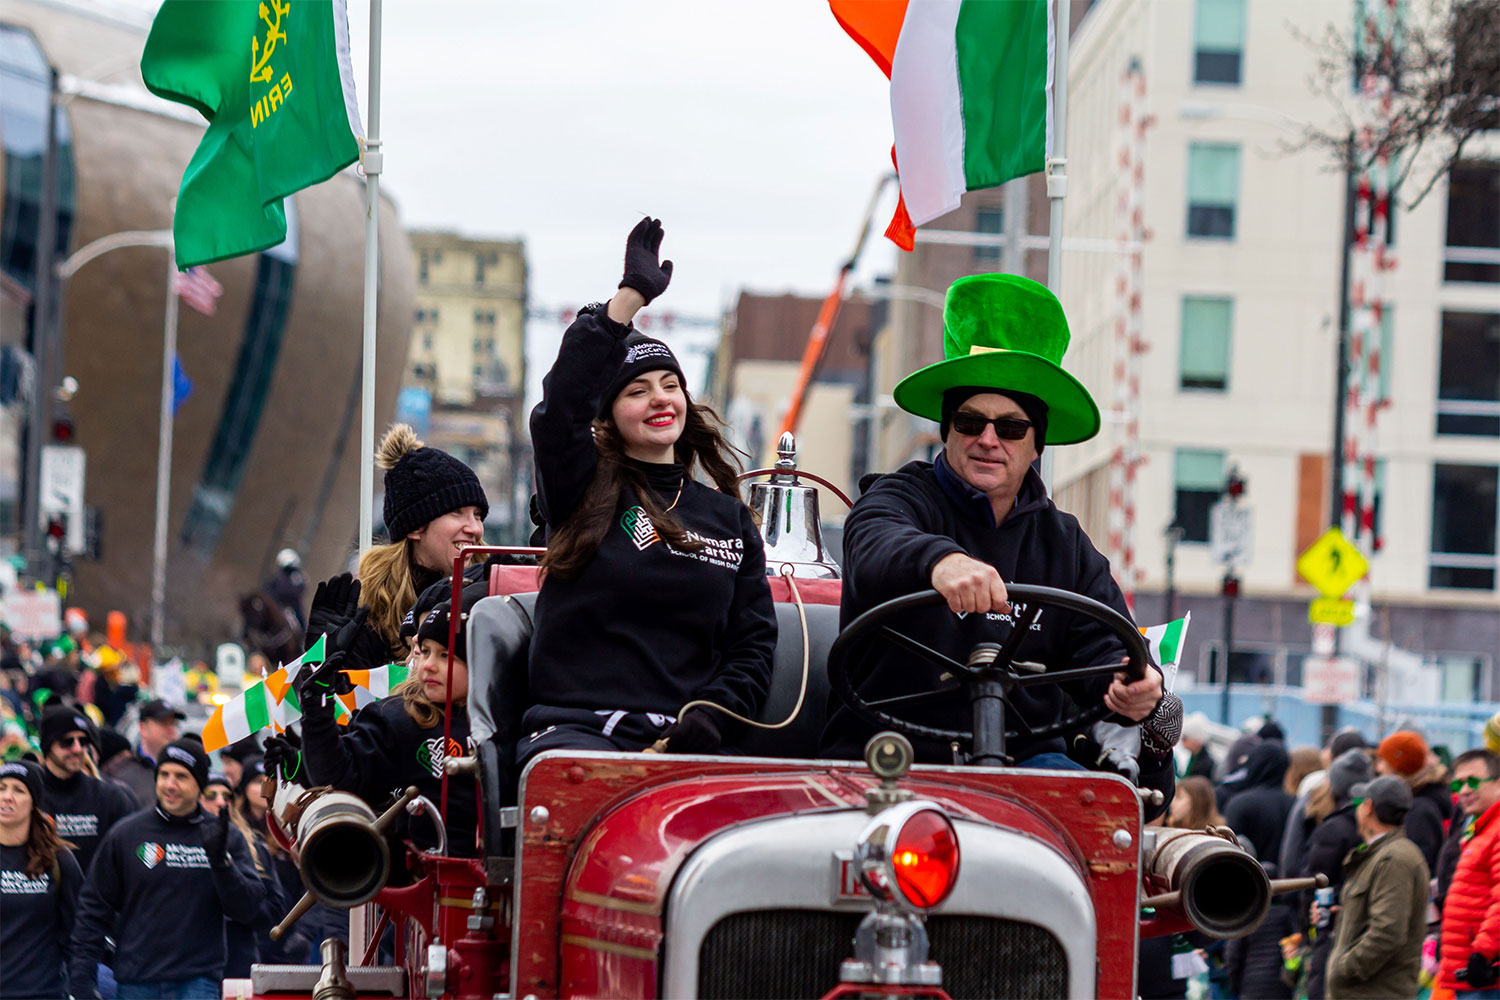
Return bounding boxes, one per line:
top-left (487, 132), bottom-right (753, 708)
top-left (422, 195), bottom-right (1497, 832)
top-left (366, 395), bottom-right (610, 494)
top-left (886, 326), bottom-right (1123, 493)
top-left (151, 231), bottom-right (180, 650)
top-left (1041, 0), bottom-right (1070, 489)
top-left (358, 0), bottom-right (384, 555)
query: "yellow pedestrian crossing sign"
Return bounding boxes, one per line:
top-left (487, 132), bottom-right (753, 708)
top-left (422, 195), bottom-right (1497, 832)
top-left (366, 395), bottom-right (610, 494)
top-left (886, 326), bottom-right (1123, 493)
top-left (1297, 527), bottom-right (1369, 599)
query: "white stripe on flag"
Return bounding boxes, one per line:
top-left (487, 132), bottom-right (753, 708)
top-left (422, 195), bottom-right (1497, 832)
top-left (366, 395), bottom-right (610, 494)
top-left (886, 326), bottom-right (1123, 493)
top-left (890, 0), bottom-right (967, 226)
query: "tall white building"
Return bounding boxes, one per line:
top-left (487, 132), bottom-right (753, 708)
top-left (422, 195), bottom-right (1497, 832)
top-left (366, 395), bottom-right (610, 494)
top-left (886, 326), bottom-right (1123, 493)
top-left (1053, 0), bottom-right (1499, 701)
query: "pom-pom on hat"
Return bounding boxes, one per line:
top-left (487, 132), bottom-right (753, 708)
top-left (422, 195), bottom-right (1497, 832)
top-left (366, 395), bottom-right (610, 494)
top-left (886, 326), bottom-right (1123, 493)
top-left (1378, 730), bottom-right (1429, 776)
top-left (378, 424), bottom-right (489, 541)
top-left (892, 274), bottom-right (1101, 444)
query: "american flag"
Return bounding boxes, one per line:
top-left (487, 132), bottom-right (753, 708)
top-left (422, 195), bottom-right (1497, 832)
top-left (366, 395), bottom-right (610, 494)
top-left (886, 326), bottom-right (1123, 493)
top-left (173, 266), bottom-right (223, 316)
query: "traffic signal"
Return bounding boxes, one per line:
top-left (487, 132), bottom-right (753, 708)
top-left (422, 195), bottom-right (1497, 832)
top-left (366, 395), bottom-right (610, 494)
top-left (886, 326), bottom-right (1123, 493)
top-left (51, 412), bottom-right (74, 442)
top-left (1224, 466), bottom-right (1246, 499)
top-left (44, 514), bottom-right (67, 555)
top-left (1222, 572), bottom-right (1240, 598)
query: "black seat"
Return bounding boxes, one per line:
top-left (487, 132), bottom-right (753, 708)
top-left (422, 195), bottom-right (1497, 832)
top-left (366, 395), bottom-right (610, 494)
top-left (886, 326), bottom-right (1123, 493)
top-left (731, 601), bottom-right (839, 759)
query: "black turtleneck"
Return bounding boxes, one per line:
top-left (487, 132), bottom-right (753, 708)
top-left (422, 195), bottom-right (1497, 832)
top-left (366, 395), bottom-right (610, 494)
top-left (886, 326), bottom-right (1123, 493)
top-left (69, 803), bottom-right (263, 992)
top-left (526, 306), bottom-right (776, 738)
top-left (39, 765), bottom-right (139, 871)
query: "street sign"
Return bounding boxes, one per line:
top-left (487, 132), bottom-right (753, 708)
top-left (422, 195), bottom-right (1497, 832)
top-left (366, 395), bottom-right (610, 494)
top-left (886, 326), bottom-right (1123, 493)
top-left (4, 589), bottom-right (61, 641)
top-left (1308, 597), bottom-right (1356, 626)
top-left (39, 445), bottom-right (86, 554)
top-left (1296, 527), bottom-right (1369, 598)
top-left (216, 642), bottom-right (246, 689)
top-left (1303, 655), bottom-right (1361, 705)
top-left (1311, 623), bottom-right (1337, 656)
top-left (1209, 501), bottom-right (1253, 567)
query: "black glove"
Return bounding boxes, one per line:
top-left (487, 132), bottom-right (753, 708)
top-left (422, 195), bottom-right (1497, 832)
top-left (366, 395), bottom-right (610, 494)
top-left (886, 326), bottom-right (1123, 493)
top-left (618, 216), bottom-right (673, 305)
top-left (298, 608), bottom-right (369, 712)
top-left (263, 731), bottom-right (303, 784)
top-left (1466, 952), bottom-right (1499, 988)
top-left (306, 573), bottom-right (360, 651)
top-left (204, 807), bottom-right (231, 870)
top-left (662, 710), bottom-right (721, 754)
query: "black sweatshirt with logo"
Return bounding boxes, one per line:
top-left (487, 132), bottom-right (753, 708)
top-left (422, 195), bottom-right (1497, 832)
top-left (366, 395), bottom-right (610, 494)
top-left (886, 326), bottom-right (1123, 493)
top-left (820, 456), bottom-right (1155, 763)
top-left (1, 842), bottom-right (82, 999)
top-left (525, 306), bottom-right (776, 737)
top-left (69, 804), bottom-right (263, 992)
top-left (40, 767), bottom-right (139, 872)
top-left (302, 693), bottom-right (477, 856)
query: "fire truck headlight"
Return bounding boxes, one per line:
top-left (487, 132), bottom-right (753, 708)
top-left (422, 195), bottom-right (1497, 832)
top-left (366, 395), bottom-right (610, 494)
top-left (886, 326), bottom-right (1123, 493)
top-left (855, 803), bottom-right (961, 912)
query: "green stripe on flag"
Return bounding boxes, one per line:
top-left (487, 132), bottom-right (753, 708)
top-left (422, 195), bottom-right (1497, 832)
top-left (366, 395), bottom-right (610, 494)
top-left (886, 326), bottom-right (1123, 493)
top-left (954, 0), bottom-right (1049, 193)
top-left (1155, 619), bottom-right (1186, 668)
top-left (243, 681), bottom-right (271, 733)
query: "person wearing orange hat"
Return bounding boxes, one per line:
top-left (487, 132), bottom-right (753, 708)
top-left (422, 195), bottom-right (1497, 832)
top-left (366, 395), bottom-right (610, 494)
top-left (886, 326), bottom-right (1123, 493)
top-left (1378, 730), bottom-right (1454, 870)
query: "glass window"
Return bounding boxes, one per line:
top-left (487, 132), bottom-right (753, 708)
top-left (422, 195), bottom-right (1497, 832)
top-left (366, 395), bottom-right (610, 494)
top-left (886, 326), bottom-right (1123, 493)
top-left (1179, 296), bottom-right (1232, 390)
top-left (1444, 163), bottom-right (1500, 283)
top-left (1187, 143), bottom-right (1239, 239)
top-left (421, 333), bottom-right (432, 351)
top-left (1436, 310), bottom-right (1500, 436)
top-left (417, 252), bottom-right (429, 284)
top-left (0, 24), bottom-right (75, 293)
top-left (1429, 463), bottom-right (1498, 590)
top-left (974, 207), bottom-right (1003, 263)
top-left (1174, 447), bottom-right (1225, 543)
top-left (1193, 0), bottom-right (1245, 84)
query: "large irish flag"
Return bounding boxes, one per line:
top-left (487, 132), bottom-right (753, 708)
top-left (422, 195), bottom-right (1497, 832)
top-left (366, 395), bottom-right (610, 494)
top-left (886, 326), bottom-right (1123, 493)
top-left (831, 0), bottom-right (1054, 247)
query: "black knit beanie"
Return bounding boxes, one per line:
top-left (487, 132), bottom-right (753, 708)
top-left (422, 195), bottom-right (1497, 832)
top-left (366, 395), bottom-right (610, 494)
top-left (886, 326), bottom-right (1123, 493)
top-left (940, 386), bottom-right (1049, 455)
top-left (379, 424), bottom-right (489, 541)
top-left (597, 332), bottom-right (687, 418)
top-left (39, 704), bottom-right (97, 754)
top-left (415, 584), bottom-right (487, 664)
top-left (0, 759), bottom-right (44, 805)
top-left (157, 738), bottom-right (210, 791)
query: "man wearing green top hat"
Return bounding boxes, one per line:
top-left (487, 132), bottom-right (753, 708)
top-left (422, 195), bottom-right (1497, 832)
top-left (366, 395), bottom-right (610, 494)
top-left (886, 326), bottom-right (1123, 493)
top-left (820, 274), bottom-right (1166, 769)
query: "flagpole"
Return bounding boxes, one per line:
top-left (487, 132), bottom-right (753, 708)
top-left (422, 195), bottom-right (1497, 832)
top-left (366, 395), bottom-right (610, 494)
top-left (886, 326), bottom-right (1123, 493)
top-left (358, 0), bottom-right (384, 555)
top-left (151, 228), bottom-right (180, 650)
top-left (1042, 0), bottom-right (1070, 489)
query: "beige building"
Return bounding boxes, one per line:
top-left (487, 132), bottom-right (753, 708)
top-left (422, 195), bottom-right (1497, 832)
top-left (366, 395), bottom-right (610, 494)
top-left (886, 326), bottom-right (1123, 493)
top-left (403, 231), bottom-right (529, 539)
top-left (1052, 0), bottom-right (1498, 697)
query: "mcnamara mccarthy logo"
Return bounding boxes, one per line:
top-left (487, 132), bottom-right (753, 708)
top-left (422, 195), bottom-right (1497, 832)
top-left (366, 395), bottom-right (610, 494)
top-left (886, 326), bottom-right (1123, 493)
top-left (137, 841), bottom-right (208, 870)
top-left (53, 813), bottom-right (99, 839)
top-left (618, 507), bottom-right (744, 569)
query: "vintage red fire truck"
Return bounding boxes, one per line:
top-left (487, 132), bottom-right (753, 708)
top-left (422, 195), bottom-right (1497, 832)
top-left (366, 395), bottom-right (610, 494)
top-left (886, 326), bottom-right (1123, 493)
top-left (244, 445), bottom-right (1315, 1000)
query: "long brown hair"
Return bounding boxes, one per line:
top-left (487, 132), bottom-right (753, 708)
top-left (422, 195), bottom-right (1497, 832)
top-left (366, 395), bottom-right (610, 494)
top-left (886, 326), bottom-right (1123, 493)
top-left (21, 806), bottom-right (68, 878)
top-left (541, 400), bottom-right (744, 580)
top-left (1170, 776), bottom-right (1227, 830)
top-left (1285, 746), bottom-right (1323, 796)
top-left (394, 676), bottom-right (468, 730)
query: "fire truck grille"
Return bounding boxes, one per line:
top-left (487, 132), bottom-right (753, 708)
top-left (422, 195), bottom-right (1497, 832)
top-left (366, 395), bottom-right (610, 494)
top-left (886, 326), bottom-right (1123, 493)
top-left (696, 910), bottom-right (1069, 999)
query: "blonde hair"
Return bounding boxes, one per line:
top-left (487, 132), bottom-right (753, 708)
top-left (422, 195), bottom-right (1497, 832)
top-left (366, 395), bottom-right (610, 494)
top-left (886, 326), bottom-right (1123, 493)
top-left (358, 540), bottom-right (418, 654)
top-left (395, 676), bottom-right (466, 730)
top-left (226, 801), bottom-right (265, 875)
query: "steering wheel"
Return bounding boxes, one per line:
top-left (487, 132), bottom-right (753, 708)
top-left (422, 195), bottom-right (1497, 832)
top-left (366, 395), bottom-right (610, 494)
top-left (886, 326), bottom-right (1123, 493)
top-left (827, 585), bottom-right (1152, 759)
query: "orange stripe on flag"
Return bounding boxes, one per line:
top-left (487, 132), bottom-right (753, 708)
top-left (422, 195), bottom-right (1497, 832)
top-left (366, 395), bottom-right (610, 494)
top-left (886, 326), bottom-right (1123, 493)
top-left (828, 0), bottom-right (909, 78)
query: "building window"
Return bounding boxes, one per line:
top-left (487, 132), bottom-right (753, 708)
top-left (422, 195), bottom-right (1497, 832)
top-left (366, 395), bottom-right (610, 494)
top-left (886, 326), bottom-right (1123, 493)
top-left (974, 207), bottom-right (1003, 263)
top-left (1193, 0), bottom-right (1245, 85)
top-left (1174, 448), bottom-right (1225, 543)
top-left (1444, 162), bottom-right (1500, 283)
top-left (1179, 296), bottom-right (1232, 390)
top-left (1436, 310), bottom-right (1500, 436)
top-left (1429, 462), bottom-right (1498, 590)
top-left (0, 24), bottom-right (76, 295)
top-left (421, 334), bottom-right (432, 351)
top-left (1186, 143), bottom-right (1239, 239)
top-left (1352, 458), bottom-right (1385, 549)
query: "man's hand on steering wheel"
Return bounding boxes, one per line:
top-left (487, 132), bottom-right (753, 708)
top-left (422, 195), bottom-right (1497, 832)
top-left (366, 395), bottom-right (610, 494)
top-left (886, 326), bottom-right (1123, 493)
top-left (1104, 661), bottom-right (1163, 721)
top-left (930, 552), bottom-right (1010, 615)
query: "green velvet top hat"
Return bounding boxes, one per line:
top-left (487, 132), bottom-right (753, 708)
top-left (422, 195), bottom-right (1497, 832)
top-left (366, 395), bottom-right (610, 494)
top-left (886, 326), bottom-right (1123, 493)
top-left (892, 273), bottom-right (1101, 445)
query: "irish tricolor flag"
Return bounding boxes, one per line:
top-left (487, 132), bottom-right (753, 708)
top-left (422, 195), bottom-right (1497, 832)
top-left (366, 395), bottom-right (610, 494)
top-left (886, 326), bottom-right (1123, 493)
top-left (831, 0), bottom-right (1054, 247)
top-left (1141, 613), bottom-right (1191, 691)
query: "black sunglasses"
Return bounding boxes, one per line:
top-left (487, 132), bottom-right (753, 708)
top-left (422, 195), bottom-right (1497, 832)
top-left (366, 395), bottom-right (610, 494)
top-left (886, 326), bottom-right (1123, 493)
top-left (950, 411), bottom-right (1034, 440)
top-left (57, 734), bottom-right (90, 748)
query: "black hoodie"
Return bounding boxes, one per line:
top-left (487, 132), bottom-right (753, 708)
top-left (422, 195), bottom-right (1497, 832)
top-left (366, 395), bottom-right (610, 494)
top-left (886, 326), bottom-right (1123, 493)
top-left (1222, 741), bottom-right (1294, 863)
top-left (524, 306), bottom-right (776, 736)
top-left (39, 766), bottom-right (139, 872)
top-left (0, 841), bottom-right (82, 999)
top-left (819, 455), bottom-right (1155, 763)
top-left (68, 803), bottom-right (263, 992)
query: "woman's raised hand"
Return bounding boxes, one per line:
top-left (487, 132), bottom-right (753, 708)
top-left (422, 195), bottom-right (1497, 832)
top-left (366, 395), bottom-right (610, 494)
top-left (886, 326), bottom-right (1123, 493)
top-left (618, 216), bottom-right (673, 305)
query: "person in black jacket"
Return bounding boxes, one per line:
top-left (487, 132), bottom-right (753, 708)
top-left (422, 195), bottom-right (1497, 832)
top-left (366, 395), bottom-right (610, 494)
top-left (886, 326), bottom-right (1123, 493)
top-left (37, 704), bottom-right (138, 872)
top-left (819, 274), bottom-right (1167, 768)
top-left (1223, 741), bottom-right (1295, 863)
top-left (296, 590), bottom-right (484, 857)
top-left (1298, 748), bottom-right (1373, 999)
top-left (518, 217), bottom-right (775, 763)
top-left (1, 759), bottom-right (83, 1000)
top-left (1226, 863), bottom-right (1297, 1000)
top-left (69, 739), bottom-right (263, 999)
top-left (201, 771), bottom-right (283, 980)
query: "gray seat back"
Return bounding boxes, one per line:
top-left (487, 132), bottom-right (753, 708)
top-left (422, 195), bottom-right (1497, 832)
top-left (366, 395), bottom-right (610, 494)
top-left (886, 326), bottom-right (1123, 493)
top-left (733, 602), bottom-right (839, 759)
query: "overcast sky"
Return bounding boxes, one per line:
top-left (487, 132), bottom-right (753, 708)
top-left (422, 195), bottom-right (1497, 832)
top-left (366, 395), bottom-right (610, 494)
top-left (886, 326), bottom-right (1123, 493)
top-left (337, 0), bottom-right (906, 400)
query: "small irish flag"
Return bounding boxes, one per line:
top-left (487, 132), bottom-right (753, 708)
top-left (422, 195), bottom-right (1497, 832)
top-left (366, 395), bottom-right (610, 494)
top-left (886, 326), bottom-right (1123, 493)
top-left (1141, 614), bottom-right (1192, 691)
top-left (344, 662), bottom-right (411, 709)
top-left (202, 681), bottom-right (276, 752)
top-left (831, 0), bottom-right (1053, 247)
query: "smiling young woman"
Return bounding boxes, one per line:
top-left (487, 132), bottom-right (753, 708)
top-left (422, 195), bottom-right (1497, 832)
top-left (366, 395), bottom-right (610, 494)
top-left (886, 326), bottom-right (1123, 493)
top-left (521, 217), bottom-right (776, 763)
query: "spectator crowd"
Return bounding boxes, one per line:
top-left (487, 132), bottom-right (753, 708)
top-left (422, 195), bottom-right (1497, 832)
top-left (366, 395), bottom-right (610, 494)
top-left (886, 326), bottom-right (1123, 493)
top-left (1145, 713), bottom-right (1500, 1000)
